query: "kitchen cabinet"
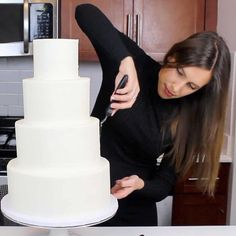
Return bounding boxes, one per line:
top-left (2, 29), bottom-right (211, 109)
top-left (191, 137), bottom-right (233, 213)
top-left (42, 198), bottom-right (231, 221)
top-left (60, 0), bottom-right (217, 61)
top-left (61, 0), bottom-right (132, 61)
top-left (172, 163), bottom-right (230, 225)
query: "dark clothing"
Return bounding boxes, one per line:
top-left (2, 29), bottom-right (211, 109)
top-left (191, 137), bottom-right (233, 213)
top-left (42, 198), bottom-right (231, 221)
top-left (75, 4), bottom-right (178, 226)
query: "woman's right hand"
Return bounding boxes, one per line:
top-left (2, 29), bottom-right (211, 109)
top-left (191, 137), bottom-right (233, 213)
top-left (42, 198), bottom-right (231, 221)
top-left (110, 56), bottom-right (140, 115)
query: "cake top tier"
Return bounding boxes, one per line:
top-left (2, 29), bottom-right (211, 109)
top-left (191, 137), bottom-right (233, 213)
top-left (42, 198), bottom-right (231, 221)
top-left (33, 39), bottom-right (79, 80)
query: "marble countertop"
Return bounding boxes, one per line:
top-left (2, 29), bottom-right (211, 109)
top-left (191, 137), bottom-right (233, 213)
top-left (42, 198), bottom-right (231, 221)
top-left (1, 226), bottom-right (236, 236)
top-left (220, 154), bottom-right (232, 162)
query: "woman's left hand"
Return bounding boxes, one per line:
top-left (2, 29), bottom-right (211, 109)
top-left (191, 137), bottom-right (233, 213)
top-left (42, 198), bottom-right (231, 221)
top-left (111, 175), bottom-right (144, 199)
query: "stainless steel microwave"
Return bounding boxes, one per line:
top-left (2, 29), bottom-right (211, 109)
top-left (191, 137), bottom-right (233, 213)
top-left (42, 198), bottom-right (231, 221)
top-left (0, 0), bottom-right (58, 56)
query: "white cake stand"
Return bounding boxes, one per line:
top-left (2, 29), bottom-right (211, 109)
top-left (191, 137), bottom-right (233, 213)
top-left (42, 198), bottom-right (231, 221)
top-left (1, 194), bottom-right (118, 236)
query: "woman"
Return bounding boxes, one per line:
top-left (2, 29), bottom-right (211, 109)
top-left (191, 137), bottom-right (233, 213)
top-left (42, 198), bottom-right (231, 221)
top-left (75, 4), bottom-right (231, 226)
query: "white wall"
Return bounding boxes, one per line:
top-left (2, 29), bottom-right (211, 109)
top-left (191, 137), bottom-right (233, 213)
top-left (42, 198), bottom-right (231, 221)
top-left (79, 62), bottom-right (102, 112)
top-left (218, 0), bottom-right (236, 225)
top-left (225, 53), bottom-right (236, 225)
top-left (217, 0), bottom-right (236, 51)
top-left (0, 58), bottom-right (102, 115)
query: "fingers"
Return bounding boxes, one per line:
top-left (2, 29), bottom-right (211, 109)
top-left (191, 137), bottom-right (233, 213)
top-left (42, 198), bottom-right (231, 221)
top-left (113, 78), bottom-right (136, 95)
top-left (115, 176), bottom-right (137, 187)
top-left (111, 182), bottom-right (133, 199)
top-left (111, 175), bottom-right (144, 199)
top-left (109, 100), bottom-right (135, 114)
top-left (111, 88), bottom-right (138, 102)
top-left (110, 87), bottom-right (139, 111)
top-left (110, 61), bottom-right (140, 111)
top-left (111, 187), bottom-right (132, 199)
top-left (116, 175), bottom-right (144, 189)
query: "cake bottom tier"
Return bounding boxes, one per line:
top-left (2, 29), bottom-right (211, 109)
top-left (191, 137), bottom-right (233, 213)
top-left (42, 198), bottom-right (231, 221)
top-left (6, 158), bottom-right (114, 224)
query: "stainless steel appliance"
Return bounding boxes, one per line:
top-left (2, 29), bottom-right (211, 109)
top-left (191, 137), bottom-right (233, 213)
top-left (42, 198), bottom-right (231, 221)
top-left (0, 0), bottom-right (58, 56)
top-left (0, 117), bottom-right (22, 226)
top-left (0, 116), bottom-right (22, 185)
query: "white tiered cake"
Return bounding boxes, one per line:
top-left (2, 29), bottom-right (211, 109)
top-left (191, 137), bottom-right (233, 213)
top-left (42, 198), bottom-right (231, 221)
top-left (1, 39), bottom-right (117, 227)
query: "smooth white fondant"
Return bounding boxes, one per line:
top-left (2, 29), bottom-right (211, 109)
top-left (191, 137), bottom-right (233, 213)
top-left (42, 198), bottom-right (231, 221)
top-left (1, 194), bottom-right (118, 227)
top-left (7, 158), bottom-right (111, 220)
top-left (15, 118), bottom-right (100, 166)
top-left (5, 38), bottom-right (118, 225)
top-left (33, 39), bottom-right (79, 80)
top-left (23, 78), bottom-right (90, 122)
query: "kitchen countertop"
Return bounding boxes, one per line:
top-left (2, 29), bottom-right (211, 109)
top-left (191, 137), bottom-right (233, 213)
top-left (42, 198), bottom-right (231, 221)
top-left (1, 226), bottom-right (236, 236)
top-left (220, 154), bottom-right (232, 163)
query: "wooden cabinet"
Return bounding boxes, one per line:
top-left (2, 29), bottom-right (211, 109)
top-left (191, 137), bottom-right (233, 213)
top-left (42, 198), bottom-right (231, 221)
top-left (172, 163), bottom-right (230, 225)
top-left (132, 0), bottom-right (211, 61)
top-left (61, 0), bottom-right (217, 61)
top-left (61, 0), bottom-right (132, 61)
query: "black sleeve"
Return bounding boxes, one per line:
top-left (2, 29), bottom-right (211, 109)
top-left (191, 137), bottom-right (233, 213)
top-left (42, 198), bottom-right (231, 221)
top-left (140, 154), bottom-right (177, 202)
top-left (75, 3), bottom-right (150, 118)
top-left (75, 4), bottom-right (150, 67)
top-left (131, 151), bottom-right (177, 202)
top-left (75, 4), bottom-right (131, 65)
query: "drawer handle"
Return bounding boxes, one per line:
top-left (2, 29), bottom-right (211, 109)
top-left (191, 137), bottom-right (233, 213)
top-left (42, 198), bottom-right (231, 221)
top-left (218, 208), bottom-right (225, 215)
top-left (188, 177), bottom-right (220, 181)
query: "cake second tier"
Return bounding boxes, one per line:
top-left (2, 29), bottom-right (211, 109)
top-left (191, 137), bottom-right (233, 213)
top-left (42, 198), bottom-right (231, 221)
top-left (23, 77), bottom-right (90, 122)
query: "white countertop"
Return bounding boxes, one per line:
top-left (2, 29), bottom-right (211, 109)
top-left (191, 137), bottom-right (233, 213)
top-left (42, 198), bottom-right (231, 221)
top-left (220, 154), bottom-right (232, 162)
top-left (1, 226), bottom-right (236, 236)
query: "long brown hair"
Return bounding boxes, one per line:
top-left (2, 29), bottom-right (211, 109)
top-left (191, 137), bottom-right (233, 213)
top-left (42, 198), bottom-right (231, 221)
top-left (163, 32), bottom-right (231, 195)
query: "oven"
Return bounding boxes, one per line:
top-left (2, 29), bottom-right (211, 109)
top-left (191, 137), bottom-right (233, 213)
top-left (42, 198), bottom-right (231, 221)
top-left (0, 116), bottom-right (22, 185)
top-left (0, 0), bottom-right (58, 56)
top-left (0, 117), bottom-right (22, 226)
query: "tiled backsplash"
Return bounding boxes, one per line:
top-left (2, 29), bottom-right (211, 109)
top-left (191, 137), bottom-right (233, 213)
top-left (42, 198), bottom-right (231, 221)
top-left (0, 57), bottom-right (33, 116)
top-left (0, 57), bottom-right (102, 116)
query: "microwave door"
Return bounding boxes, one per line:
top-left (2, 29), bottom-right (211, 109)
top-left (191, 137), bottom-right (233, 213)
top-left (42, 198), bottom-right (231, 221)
top-left (0, 0), bottom-right (31, 56)
top-left (0, 0), bottom-right (58, 57)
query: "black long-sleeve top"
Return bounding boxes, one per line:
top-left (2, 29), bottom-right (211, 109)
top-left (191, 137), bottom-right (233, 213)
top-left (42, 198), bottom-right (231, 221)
top-left (75, 3), bottom-right (178, 211)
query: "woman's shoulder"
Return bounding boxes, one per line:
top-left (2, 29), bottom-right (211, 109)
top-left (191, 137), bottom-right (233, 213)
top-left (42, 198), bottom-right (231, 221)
top-left (118, 31), bottom-right (161, 68)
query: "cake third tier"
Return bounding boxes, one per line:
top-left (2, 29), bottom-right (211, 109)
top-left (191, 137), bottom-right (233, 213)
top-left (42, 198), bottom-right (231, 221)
top-left (15, 117), bottom-right (100, 165)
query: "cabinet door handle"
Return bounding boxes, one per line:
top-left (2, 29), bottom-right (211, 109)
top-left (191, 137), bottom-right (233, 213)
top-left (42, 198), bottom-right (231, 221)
top-left (135, 14), bottom-right (141, 46)
top-left (126, 14), bottom-right (132, 38)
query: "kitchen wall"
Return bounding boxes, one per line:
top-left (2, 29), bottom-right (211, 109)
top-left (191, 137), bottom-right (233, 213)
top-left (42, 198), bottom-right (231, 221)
top-left (0, 58), bottom-right (102, 116)
top-left (0, 57), bottom-right (31, 116)
top-left (218, 0), bottom-right (236, 225)
top-left (218, 0), bottom-right (236, 51)
top-left (228, 53), bottom-right (236, 225)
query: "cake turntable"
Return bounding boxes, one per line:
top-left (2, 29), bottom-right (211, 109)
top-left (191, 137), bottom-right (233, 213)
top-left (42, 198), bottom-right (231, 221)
top-left (1, 194), bottom-right (118, 236)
